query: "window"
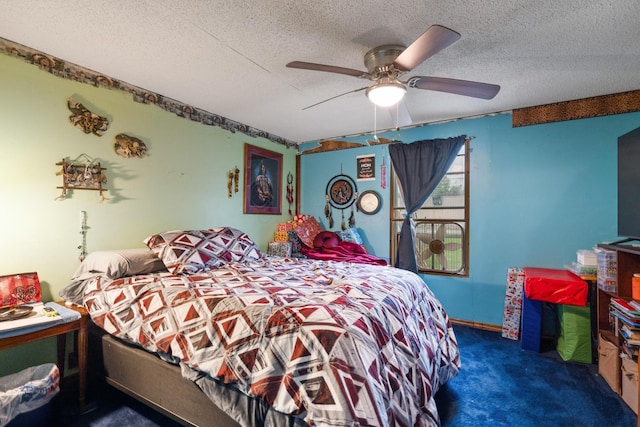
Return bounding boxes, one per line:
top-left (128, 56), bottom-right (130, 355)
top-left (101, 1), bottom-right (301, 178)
top-left (390, 140), bottom-right (469, 276)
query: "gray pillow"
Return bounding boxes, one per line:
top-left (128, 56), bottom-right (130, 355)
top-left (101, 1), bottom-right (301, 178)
top-left (72, 248), bottom-right (167, 280)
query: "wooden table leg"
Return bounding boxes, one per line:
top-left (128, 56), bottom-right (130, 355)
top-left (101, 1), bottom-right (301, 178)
top-left (78, 313), bottom-right (88, 409)
top-left (56, 334), bottom-right (66, 385)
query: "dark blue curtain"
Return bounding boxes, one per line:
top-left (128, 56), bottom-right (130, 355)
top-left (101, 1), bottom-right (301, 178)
top-left (388, 135), bottom-right (466, 272)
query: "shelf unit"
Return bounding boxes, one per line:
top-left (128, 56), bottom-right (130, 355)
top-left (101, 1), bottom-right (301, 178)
top-left (596, 243), bottom-right (640, 422)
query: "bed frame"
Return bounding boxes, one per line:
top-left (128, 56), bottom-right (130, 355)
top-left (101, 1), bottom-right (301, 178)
top-left (91, 328), bottom-right (306, 427)
top-left (92, 329), bottom-right (241, 427)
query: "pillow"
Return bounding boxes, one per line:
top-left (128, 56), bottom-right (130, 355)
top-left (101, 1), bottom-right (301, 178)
top-left (313, 231), bottom-right (340, 249)
top-left (144, 227), bottom-right (262, 274)
top-left (293, 216), bottom-right (323, 248)
top-left (338, 227), bottom-right (364, 245)
top-left (71, 248), bottom-right (167, 280)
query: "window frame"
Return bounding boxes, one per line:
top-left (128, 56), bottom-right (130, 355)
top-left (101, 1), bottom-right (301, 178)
top-left (389, 139), bottom-right (470, 277)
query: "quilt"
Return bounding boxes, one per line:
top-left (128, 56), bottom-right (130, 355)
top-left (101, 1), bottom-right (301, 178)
top-left (82, 257), bottom-right (459, 427)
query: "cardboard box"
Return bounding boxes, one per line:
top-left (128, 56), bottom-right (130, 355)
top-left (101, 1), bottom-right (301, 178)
top-left (621, 357), bottom-right (638, 414)
top-left (598, 333), bottom-right (620, 394)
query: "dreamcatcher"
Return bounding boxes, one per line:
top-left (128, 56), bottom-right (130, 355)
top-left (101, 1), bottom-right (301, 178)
top-left (325, 174), bottom-right (358, 230)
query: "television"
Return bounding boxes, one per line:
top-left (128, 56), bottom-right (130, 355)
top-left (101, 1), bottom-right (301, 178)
top-left (617, 126), bottom-right (640, 243)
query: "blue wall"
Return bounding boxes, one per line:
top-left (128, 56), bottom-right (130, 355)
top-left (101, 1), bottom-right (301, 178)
top-left (300, 112), bottom-right (640, 326)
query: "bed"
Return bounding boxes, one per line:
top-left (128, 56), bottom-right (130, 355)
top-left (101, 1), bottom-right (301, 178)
top-left (61, 227), bottom-right (460, 427)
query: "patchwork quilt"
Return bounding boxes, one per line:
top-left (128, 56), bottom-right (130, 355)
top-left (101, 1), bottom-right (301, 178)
top-left (83, 258), bottom-right (459, 426)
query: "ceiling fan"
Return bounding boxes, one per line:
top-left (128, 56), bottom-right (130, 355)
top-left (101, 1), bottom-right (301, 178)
top-left (287, 25), bottom-right (500, 119)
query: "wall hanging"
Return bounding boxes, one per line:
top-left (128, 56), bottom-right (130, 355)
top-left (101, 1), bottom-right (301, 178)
top-left (325, 173), bottom-right (358, 230)
top-left (55, 154), bottom-right (108, 202)
top-left (78, 210), bottom-right (88, 261)
top-left (243, 144), bottom-right (282, 215)
top-left (114, 133), bottom-right (148, 158)
top-left (67, 98), bottom-right (109, 136)
top-left (286, 172), bottom-right (295, 218)
top-left (227, 167), bottom-right (239, 198)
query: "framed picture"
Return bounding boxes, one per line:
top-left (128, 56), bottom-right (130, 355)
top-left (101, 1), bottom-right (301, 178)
top-left (243, 143), bottom-right (282, 214)
top-left (356, 153), bottom-right (375, 181)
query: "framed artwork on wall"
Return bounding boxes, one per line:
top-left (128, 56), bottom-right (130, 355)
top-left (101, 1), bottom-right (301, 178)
top-left (243, 143), bottom-right (282, 214)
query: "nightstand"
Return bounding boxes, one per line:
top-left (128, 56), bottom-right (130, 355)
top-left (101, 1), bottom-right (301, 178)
top-left (0, 302), bottom-right (89, 408)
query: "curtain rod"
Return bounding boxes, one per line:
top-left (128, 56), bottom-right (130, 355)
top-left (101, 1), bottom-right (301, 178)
top-left (307, 110), bottom-right (512, 143)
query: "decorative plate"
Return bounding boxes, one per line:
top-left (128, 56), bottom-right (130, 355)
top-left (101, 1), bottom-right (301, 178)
top-left (0, 305), bottom-right (34, 322)
top-left (357, 190), bottom-right (382, 215)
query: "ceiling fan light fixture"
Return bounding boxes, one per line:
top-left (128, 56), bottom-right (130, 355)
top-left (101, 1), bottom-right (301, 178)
top-left (366, 81), bottom-right (407, 107)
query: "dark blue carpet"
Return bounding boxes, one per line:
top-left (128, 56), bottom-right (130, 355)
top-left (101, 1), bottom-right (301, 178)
top-left (52, 325), bottom-right (636, 426)
top-left (437, 325), bottom-right (636, 427)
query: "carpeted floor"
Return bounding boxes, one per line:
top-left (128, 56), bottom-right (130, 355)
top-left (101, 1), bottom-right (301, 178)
top-left (48, 324), bottom-right (636, 426)
top-left (437, 325), bottom-right (636, 427)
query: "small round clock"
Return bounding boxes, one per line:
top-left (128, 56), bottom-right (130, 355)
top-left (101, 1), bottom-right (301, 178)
top-left (357, 190), bottom-right (382, 215)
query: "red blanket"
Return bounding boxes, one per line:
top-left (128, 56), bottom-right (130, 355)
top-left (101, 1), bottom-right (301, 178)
top-left (302, 240), bottom-right (388, 265)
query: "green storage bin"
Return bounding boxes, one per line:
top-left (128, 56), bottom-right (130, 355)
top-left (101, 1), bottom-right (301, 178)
top-left (557, 303), bottom-right (592, 363)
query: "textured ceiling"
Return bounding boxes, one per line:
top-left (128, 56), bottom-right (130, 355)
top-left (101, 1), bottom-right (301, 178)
top-left (1, 0), bottom-right (639, 143)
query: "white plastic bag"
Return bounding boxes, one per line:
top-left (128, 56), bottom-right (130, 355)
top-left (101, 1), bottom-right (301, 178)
top-left (0, 363), bottom-right (59, 427)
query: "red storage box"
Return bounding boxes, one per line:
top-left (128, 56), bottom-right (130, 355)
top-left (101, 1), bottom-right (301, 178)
top-left (523, 267), bottom-right (587, 306)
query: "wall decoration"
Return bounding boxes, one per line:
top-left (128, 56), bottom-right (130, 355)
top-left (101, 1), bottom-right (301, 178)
top-left (78, 210), bottom-right (88, 261)
top-left (67, 98), bottom-right (109, 136)
top-left (356, 154), bottom-right (375, 181)
top-left (234, 166), bottom-right (240, 193)
top-left (114, 133), bottom-right (148, 158)
top-left (286, 172), bottom-right (294, 218)
top-left (380, 156), bottom-right (387, 189)
top-left (0, 37), bottom-right (296, 147)
top-left (243, 144), bottom-right (282, 215)
top-left (56, 154), bottom-right (108, 202)
top-left (227, 166), bottom-right (240, 199)
top-left (356, 190), bottom-right (382, 215)
top-left (227, 170), bottom-right (234, 198)
top-left (325, 174), bottom-right (358, 230)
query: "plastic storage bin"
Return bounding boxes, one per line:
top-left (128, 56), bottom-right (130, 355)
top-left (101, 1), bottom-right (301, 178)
top-left (0, 363), bottom-right (59, 427)
top-left (597, 249), bottom-right (617, 292)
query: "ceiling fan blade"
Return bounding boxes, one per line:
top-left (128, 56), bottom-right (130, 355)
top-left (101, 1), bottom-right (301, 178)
top-left (387, 100), bottom-right (412, 128)
top-left (409, 76), bottom-right (500, 99)
top-left (286, 61), bottom-right (369, 79)
top-left (393, 25), bottom-right (461, 72)
top-left (302, 86), bottom-right (368, 110)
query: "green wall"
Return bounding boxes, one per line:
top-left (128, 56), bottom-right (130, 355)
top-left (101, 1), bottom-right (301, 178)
top-left (0, 53), bottom-right (296, 375)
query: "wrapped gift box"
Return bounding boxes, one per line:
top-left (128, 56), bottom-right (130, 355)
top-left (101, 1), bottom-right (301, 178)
top-left (268, 241), bottom-right (292, 257)
top-left (277, 222), bottom-right (294, 232)
top-left (501, 267), bottom-right (524, 340)
top-left (524, 267), bottom-right (588, 306)
top-left (274, 231), bottom-right (289, 242)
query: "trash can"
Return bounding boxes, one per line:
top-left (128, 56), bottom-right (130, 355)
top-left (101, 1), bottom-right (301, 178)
top-left (0, 363), bottom-right (60, 427)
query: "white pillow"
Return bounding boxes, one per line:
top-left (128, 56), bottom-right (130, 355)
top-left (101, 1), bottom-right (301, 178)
top-left (72, 248), bottom-right (167, 280)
